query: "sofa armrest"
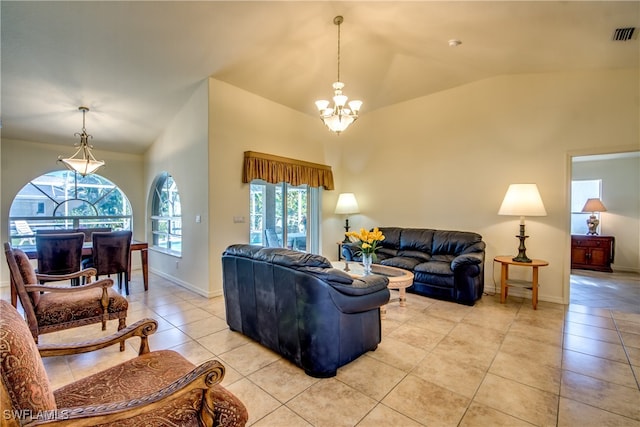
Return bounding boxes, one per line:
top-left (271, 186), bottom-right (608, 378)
top-left (328, 275), bottom-right (390, 314)
top-left (451, 252), bottom-right (484, 270)
top-left (341, 243), bottom-right (360, 261)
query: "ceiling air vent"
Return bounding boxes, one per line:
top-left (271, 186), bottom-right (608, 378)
top-left (612, 27), bottom-right (635, 41)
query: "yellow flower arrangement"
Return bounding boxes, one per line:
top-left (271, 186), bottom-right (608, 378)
top-left (345, 227), bottom-right (386, 258)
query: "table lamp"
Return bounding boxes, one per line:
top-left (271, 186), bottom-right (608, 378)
top-left (581, 198), bottom-right (607, 235)
top-left (335, 193), bottom-right (360, 243)
top-left (498, 183), bottom-right (547, 263)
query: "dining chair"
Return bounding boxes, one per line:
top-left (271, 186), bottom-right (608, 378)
top-left (88, 230), bottom-right (133, 295)
top-left (4, 242), bottom-right (128, 345)
top-left (35, 232), bottom-right (86, 286)
top-left (77, 227), bottom-right (112, 242)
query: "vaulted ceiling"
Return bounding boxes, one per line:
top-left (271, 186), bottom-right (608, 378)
top-left (2, 1), bottom-right (638, 154)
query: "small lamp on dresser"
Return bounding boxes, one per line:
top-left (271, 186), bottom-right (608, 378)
top-left (581, 198), bottom-right (607, 235)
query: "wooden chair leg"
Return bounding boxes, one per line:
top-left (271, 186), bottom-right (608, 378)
top-left (119, 317), bottom-right (127, 352)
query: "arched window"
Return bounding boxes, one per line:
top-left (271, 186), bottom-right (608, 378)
top-left (150, 172), bottom-right (182, 255)
top-left (8, 170), bottom-right (132, 248)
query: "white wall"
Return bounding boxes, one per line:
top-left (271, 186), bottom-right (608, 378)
top-left (331, 69), bottom-right (639, 304)
top-left (207, 77), bottom-right (336, 295)
top-left (3, 68), bottom-right (637, 306)
top-left (572, 155), bottom-right (640, 272)
top-left (0, 138), bottom-right (144, 285)
top-left (143, 80), bottom-right (211, 296)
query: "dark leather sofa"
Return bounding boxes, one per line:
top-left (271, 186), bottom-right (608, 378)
top-left (342, 227), bottom-right (485, 305)
top-left (222, 244), bottom-right (390, 378)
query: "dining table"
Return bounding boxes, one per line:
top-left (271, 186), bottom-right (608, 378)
top-left (16, 241), bottom-right (149, 306)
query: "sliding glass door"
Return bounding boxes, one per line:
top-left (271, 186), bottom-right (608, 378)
top-left (250, 180), bottom-right (318, 252)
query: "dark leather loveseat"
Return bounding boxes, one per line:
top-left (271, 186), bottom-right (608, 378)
top-left (222, 244), bottom-right (390, 377)
top-left (342, 227), bottom-right (485, 305)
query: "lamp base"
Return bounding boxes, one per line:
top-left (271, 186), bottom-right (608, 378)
top-left (586, 215), bottom-right (599, 235)
top-left (342, 218), bottom-right (351, 243)
top-left (512, 224), bottom-right (532, 263)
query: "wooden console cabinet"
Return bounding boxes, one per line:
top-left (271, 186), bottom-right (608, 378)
top-left (571, 235), bottom-right (615, 272)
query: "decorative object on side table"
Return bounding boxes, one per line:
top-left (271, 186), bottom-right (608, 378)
top-left (581, 198), bottom-right (607, 235)
top-left (335, 193), bottom-right (360, 243)
top-left (498, 183), bottom-right (547, 263)
top-left (345, 227), bottom-right (385, 274)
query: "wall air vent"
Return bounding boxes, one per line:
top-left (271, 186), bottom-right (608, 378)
top-left (612, 27), bottom-right (635, 41)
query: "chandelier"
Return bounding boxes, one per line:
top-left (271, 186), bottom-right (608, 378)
top-left (58, 106), bottom-right (105, 176)
top-left (315, 16), bottom-right (362, 134)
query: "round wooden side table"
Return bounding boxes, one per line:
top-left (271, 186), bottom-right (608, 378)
top-left (494, 255), bottom-right (549, 310)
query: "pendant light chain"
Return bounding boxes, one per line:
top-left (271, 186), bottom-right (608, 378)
top-left (336, 18), bottom-right (341, 83)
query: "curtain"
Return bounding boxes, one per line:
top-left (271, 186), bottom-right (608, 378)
top-left (242, 151), bottom-right (334, 190)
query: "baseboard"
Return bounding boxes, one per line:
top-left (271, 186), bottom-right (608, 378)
top-left (148, 268), bottom-right (222, 298)
top-left (483, 284), bottom-right (565, 305)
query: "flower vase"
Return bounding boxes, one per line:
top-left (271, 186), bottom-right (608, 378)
top-left (362, 253), bottom-right (373, 274)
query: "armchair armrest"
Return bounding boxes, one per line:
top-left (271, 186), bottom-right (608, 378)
top-left (36, 268), bottom-right (97, 283)
top-left (28, 360), bottom-right (225, 427)
top-left (38, 319), bottom-right (158, 358)
top-left (24, 278), bottom-right (114, 293)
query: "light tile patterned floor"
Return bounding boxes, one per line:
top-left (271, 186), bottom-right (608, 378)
top-left (3, 269), bottom-right (639, 426)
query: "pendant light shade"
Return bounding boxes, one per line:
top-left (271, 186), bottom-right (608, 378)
top-left (58, 106), bottom-right (105, 176)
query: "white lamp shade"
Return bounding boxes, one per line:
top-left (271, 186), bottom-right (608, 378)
top-left (335, 193), bottom-right (360, 215)
top-left (498, 184), bottom-right (547, 217)
top-left (348, 100), bottom-right (362, 112)
top-left (60, 158), bottom-right (105, 176)
top-left (315, 100), bottom-right (330, 111)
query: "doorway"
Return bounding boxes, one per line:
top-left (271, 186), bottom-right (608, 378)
top-left (568, 150), bottom-right (640, 306)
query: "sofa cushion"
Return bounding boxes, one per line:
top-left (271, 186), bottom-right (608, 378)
top-left (432, 230), bottom-right (483, 256)
top-left (399, 228), bottom-right (434, 253)
top-left (430, 254), bottom-right (455, 263)
top-left (415, 260), bottom-right (453, 276)
top-left (397, 249), bottom-right (431, 262)
top-left (380, 256), bottom-right (422, 271)
top-left (379, 227), bottom-right (402, 249)
top-left (255, 248), bottom-right (331, 269)
top-left (377, 247), bottom-right (398, 258)
top-left (223, 244), bottom-right (263, 259)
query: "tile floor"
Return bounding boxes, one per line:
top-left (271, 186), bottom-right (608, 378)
top-left (3, 269), bottom-right (639, 426)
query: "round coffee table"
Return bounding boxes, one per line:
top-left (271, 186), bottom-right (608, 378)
top-left (331, 261), bottom-right (414, 317)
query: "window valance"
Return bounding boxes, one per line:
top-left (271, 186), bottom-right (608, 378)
top-left (242, 151), bottom-right (334, 190)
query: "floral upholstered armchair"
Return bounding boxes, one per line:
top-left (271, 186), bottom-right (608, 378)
top-left (0, 299), bottom-right (248, 426)
top-left (4, 242), bottom-right (128, 345)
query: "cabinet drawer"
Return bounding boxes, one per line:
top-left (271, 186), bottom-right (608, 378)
top-left (572, 236), bottom-right (612, 248)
